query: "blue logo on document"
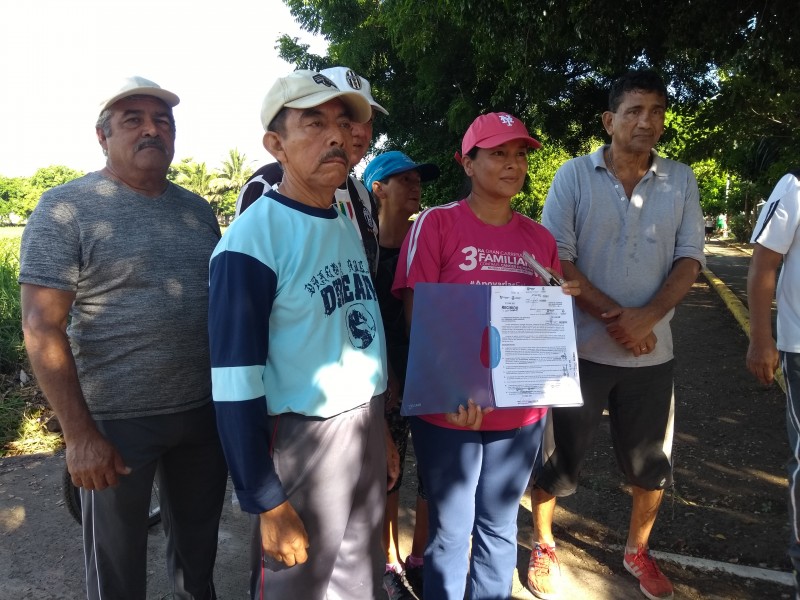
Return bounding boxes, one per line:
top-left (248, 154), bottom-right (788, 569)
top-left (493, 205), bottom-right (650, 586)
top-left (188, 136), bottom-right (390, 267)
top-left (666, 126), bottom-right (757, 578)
top-left (479, 325), bottom-right (502, 368)
top-left (346, 303), bottom-right (377, 349)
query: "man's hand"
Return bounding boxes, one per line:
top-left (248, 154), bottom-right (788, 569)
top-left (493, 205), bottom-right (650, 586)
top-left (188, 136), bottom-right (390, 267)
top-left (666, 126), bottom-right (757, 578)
top-left (67, 429), bottom-right (130, 490)
top-left (385, 422), bottom-right (400, 490)
top-left (602, 306), bottom-right (660, 351)
top-left (746, 244), bottom-right (783, 386)
top-left (559, 278), bottom-right (581, 297)
top-left (260, 501), bottom-right (310, 567)
top-left (445, 399), bottom-right (492, 430)
top-left (22, 283), bottom-right (131, 489)
top-left (747, 338), bottom-right (780, 385)
top-left (629, 331), bottom-right (658, 357)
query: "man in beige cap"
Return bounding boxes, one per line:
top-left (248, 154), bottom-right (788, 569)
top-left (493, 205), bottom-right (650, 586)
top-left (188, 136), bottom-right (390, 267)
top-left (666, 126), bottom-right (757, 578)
top-left (208, 70), bottom-right (391, 599)
top-left (20, 76), bottom-right (227, 600)
top-left (233, 66), bottom-right (387, 276)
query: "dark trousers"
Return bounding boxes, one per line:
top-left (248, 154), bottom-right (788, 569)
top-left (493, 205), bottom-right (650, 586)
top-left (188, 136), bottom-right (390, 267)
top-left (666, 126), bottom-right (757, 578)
top-left (81, 403), bottom-right (228, 600)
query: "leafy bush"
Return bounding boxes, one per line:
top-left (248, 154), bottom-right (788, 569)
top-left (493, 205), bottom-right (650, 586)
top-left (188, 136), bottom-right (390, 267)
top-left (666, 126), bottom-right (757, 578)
top-left (728, 213), bottom-right (753, 243)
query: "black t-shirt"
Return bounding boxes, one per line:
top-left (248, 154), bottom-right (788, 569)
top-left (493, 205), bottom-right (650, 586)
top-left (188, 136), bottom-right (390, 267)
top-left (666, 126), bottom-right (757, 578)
top-left (376, 245), bottom-right (409, 393)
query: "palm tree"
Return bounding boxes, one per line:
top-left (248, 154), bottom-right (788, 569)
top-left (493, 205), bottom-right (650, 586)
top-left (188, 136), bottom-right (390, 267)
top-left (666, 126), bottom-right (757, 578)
top-left (171, 158), bottom-right (217, 200)
top-left (213, 148), bottom-right (253, 193)
top-left (210, 149), bottom-right (254, 224)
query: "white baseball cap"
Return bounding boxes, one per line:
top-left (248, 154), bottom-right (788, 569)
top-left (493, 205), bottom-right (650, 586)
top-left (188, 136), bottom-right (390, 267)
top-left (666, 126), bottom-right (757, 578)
top-left (260, 70), bottom-right (373, 131)
top-left (98, 76), bottom-right (180, 115)
top-left (319, 67), bottom-right (388, 116)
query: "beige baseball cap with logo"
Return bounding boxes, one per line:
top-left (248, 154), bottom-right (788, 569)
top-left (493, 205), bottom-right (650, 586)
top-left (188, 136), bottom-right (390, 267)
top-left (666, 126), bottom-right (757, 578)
top-left (260, 70), bottom-right (373, 131)
top-left (320, 67), bottom-right (388, 116)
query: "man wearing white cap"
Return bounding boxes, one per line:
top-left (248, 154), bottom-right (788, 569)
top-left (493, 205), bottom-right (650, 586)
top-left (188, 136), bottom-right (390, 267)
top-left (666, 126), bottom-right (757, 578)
top-left (20, 76), bottom-right (228, 599)
top-left (208, 70), bottom-right (391, 599)
top-left (233, 66), bottom-right (388, 278)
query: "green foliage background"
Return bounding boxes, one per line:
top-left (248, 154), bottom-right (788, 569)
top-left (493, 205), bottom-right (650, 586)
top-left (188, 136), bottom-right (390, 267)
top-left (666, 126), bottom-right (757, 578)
top-left (275, 0), bottom-right (798, 238)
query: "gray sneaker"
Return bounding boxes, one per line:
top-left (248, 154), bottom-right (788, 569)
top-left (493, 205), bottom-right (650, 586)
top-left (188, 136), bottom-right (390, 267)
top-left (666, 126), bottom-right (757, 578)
top-left (383, 570), bottom-right (417, 600)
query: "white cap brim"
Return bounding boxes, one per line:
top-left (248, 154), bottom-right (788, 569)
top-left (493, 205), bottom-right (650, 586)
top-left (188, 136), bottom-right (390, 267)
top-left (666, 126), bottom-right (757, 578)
top-left (99, 80), bottom-right (180, 114)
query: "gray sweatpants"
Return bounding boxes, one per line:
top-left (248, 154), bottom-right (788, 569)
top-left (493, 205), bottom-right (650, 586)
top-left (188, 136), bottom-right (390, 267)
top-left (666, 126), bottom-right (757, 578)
top-left (81, 402), bottom-right (228, 600)
top-left (249, 396), bottom-right (388, 600)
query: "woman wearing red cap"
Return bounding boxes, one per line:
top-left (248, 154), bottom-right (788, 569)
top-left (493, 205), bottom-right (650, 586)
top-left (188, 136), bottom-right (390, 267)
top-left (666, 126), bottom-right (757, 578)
top-left (392, 112), bottom-right (579, 599)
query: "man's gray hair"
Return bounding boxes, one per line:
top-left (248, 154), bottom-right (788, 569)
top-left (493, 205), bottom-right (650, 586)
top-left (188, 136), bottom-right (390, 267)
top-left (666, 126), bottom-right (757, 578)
top-left (95, 109), bottom-right (114, 137)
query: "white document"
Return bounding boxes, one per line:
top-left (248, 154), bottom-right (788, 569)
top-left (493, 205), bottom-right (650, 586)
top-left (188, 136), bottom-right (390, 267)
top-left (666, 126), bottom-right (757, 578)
top-left (489, 286), bottom-right (582, 408)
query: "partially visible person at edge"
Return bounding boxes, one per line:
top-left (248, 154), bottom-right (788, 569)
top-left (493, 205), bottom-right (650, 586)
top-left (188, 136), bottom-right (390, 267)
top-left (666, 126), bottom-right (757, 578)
top-left (746, 169), bottom-right (800, 600)
top-left (19, 76), bottom-right (228, 600)
top-left (391, 112), bottom-right (580, 600)
top-left (208, 69), bottom-right (395, 600)
top-left (530, 69), bottom-right (705, 600)
top-left (364, 150), bottom-right (440, 599)
top-left (233, 66), bottom-right (385, 279)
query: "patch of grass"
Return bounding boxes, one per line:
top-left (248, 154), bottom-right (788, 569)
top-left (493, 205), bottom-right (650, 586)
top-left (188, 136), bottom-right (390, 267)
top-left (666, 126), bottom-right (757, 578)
top-left (0, 388), bottom-right (26, 448)
top-left (0, 229), bottom-right (61, 456)
top-left (0, 375), bottom-right (62, 457)
top-left (4, 407), bottom-right (62, 456)
top-left (0, 239), bottom-right (24, 373)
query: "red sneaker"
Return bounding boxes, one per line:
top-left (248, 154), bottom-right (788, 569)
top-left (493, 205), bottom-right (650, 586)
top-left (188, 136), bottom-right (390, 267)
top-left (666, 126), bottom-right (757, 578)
top-left (527, 544), bottom-right (561, 599)
top-left (623, 546), bottom-right (674, 600)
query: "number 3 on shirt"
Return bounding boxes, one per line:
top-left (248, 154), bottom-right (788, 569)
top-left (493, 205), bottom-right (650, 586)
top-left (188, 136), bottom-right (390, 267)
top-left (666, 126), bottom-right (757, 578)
top-left (459, 246), bottom-right (478, 271)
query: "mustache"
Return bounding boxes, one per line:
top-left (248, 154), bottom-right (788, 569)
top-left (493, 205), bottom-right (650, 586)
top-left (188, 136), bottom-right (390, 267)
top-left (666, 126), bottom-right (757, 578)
top-left (319, 147), bottom-right (349, 166)
top-left (135, 138), bottom-right (166, 152)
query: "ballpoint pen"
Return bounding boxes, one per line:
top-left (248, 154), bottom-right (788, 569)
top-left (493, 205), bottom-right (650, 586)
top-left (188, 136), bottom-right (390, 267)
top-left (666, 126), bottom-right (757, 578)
top-left (522, 251), bottom-right (565, 286)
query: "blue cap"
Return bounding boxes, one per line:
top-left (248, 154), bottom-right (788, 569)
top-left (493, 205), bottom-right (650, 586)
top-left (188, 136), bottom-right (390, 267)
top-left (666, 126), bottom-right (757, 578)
top-left (363, 151), bottom-right (440, 190)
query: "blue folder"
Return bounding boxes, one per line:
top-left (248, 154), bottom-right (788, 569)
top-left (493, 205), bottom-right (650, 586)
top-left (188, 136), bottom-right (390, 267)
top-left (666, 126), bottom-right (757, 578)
top-left (401, 283), bottom-right (496, 416)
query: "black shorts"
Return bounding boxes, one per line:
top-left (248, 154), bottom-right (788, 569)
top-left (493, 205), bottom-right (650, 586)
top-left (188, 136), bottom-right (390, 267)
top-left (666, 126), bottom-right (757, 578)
top-left (537, 359), bottom-right (675, 495)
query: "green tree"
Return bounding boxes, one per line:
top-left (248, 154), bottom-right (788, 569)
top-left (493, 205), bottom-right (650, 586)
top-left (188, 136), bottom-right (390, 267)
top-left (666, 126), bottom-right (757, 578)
top-left (210, 149), bottom-right (253, 223)
top-left (169, 158), bottom-right (217, 201)
top-left (29, 165), bottom-right (84, 192)
top-left (513, 140), bottom-right (575, 221)
top-left (213, 149), bottom-right (253, 193)
top-left (0, 177), bottom-right (32, 224)
top-left (689, 158), bottom-right (730, 218)
top-left (0, 166), bottom-right (84, 221)
top-left (276, 0), bottom-right (798, 210)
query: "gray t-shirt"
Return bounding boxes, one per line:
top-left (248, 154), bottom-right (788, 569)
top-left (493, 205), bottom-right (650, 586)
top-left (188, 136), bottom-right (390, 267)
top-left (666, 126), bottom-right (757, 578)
top-left (542, 147), bottom-right (705, 367)
top-left (19, 172), bottom-right (221, 419)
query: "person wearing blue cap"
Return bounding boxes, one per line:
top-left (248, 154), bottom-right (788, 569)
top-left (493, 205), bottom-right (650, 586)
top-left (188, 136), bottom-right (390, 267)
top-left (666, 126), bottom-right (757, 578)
top-left (364, 150), bottom-right (439, 598)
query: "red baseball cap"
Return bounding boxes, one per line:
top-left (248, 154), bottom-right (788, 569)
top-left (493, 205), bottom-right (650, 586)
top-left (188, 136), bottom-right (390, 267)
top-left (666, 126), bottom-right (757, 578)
top-left (456, 112), bottom-right (541, 163)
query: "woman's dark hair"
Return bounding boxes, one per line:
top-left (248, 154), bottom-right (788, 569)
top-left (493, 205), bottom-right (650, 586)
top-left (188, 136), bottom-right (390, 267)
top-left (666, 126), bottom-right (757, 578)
top-left (456, 147), bottom-right (481, 197)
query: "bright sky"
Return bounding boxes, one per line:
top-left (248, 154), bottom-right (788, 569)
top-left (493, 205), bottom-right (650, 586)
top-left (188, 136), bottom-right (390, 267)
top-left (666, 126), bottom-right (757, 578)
top-left (0, 0), bottom-right (327, 178)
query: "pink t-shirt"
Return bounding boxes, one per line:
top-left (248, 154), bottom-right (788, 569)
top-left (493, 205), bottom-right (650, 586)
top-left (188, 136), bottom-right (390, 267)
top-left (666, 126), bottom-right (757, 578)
top-left (393, 199), bottom-right (562, 431)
